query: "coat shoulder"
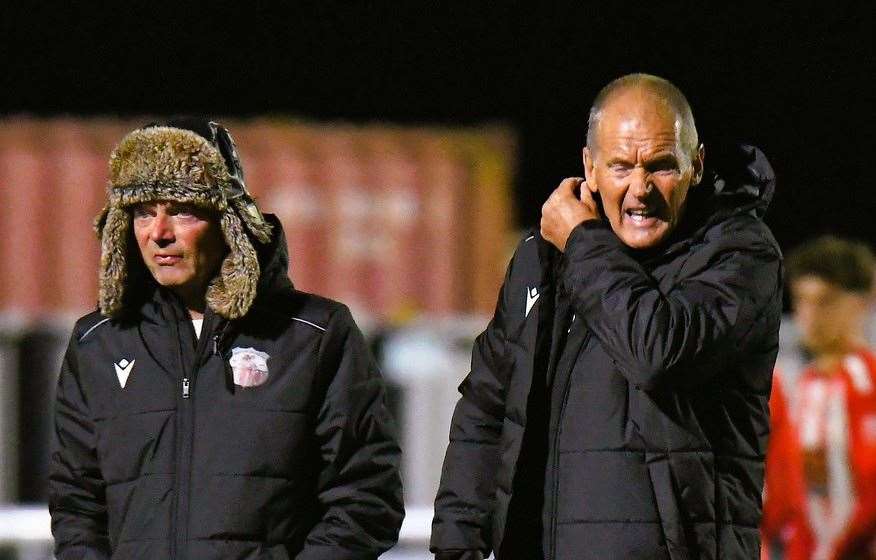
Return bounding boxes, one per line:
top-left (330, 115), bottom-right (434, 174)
top-left (703, 212), bottom-right (781, 257)
top-left (248, 288), bottom-right (353, 334)
top-left (504, 229), bottom-right (546, 287)
top-left (71, 309), bottom-right (114, 345)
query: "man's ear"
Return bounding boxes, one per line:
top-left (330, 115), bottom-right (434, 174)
top-left (691, 143), bottom-right (705, 186)
top-left (583, 147), bottom-right (598, 193)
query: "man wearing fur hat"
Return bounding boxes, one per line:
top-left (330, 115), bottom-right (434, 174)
top-left (48, 120), bottom-right (405, 559)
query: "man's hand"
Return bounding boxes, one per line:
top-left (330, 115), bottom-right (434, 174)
top-left (540, 177), bottom-right (600, 252)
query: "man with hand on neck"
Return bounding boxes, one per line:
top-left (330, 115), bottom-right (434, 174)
top-left (432, 74), bottom-right (782, 559)
top-left (49, 119), bottom-right (404, 559)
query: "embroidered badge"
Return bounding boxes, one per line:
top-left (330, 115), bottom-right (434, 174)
top-left (229, 347), bottom-right (270, 388)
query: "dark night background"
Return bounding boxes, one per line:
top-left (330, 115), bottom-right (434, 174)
top-left (2, 2), bottom-right (873, 251)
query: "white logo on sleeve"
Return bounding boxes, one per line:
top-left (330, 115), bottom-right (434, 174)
top-left (525, 286), bottom-right (540, 318)
top-left (114, 358), bottom-right (135, 388)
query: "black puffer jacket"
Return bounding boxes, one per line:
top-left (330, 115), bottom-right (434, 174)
top-left (432, 145), bottom-right (782, 559)
top-left (49, 216), bottom-right (404, 559)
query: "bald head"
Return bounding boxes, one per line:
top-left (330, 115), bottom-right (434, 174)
top-left (586, 74), bottom-right (698, 159)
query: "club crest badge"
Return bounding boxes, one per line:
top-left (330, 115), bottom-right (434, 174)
top-left (229, 347), bottom-right (270, 388)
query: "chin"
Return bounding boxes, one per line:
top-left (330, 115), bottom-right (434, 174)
top-left (151, 270), bottom-right (193, 288)
top-left (618, 230), bottom-right (668, 250)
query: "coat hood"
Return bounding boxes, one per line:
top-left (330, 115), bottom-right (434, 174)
top-left (252, 213), bottom-right (295, 300)
top-left (700, 143), bottom-right (775, 221)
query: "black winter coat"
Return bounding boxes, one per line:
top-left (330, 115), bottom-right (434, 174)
top-left (431, 146), bottom-right (783, 560)
top-left (49, 217), bottom-right (404, 559)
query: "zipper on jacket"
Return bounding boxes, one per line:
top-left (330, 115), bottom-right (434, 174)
top-left (548, 332), bottom-right (590, 560)
top-left (171, 308), bottom-right (216, 559)
top-left (170, 313), bottom-right (186, 560)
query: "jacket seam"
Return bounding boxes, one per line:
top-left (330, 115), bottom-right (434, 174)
top-left (556, 448), bottom-right (764, 460)
top-left (555, 519), bottom-right (759, 529)
top-left (77, 317), bottom-right (111, 342)
top-left (105, 473), bottom-right (174, 487)
top-left (93, 408), bottom-right (176, 422)
top-left (292, 317), bottom-right (327, 332)
top-left (249, 301), bottom-right (332, 333)
top-left (210, 473), bottom-right (299, 480)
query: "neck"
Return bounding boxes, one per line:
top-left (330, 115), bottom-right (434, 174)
top-left (812, 334), bottom-right (866, 373)
top-left (171, 285), bottom-right (208, 320)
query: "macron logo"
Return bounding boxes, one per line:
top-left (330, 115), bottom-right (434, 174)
top-left (114, 358), bottom-right (135, 388)
top-left (525, 287), bottom-right (540, 318)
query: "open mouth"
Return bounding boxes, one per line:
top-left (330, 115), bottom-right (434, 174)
top-left (624, 207), bottom-right (660, 226)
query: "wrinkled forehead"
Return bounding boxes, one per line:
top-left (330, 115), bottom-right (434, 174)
top-left (598, 99), bottom-right (682, 145)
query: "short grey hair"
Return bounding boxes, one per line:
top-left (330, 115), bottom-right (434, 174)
top-left (586, 73), bottom-right (699, 158)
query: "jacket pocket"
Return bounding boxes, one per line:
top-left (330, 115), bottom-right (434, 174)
top-left (645, 450), bottom-right (719, 560)
top-left (645, 452), bottom-right (691, 560)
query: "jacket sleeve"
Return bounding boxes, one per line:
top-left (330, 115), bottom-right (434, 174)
top-left (48, 335), bottom-right (112, 560)
top-left (297, 306), bottom-right (404, 560)
top-left (431, 249), bottom-right (518, 556)
top-left (562, 217), bottom-right (782, 391)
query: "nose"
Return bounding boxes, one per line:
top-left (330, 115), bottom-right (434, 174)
top-left (149, 212), bottom-right (174, 244)
top-left (629, 168), bottom-right (653, 198)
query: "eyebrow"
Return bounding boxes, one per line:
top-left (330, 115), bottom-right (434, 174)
top-left (603, 153), bottom-right (679, 167)
top-left (644, 154), bottom-right (679, 167)
top-left (605, 156), bottom-right (634, 166)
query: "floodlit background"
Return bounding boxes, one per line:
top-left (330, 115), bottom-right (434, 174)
top-left (1, 4), bottom-right (873, 559)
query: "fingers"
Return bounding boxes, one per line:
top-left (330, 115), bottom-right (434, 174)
top-left (559, 176), bottom-right (585, 197)
top-left (540, 177), bottom-right (592, 252)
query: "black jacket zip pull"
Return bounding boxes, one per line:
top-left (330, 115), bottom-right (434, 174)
top-left (182, 377), bottom-right (191, 398)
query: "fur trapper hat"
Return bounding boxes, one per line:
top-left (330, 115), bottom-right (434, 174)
top-left (95, 119), bottom-right (273, 319)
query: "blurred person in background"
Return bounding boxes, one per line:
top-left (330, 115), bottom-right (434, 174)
top-left (779, 236), bottom-right (876, 559)
top-left (431, 74), bottom-right (783, 559)
top-left (48, 119), bottom-right (404, 559)
top-left (761, 371), bottom-right (815, 559)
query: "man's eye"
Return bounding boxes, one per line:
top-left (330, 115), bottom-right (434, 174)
top-left (650, 161), bottom-right (679, 173)
top-left (132, 207), bottom-right (153, 219)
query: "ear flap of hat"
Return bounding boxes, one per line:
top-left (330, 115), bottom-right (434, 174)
top-left (231, 198), bottom-right (273, 244)
top-left (205, 210), bottom-right (261, 319)
top-left (97, 206), bottom-right (131, 318)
